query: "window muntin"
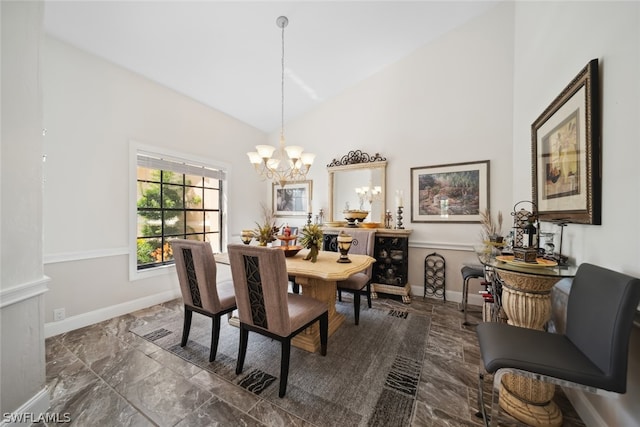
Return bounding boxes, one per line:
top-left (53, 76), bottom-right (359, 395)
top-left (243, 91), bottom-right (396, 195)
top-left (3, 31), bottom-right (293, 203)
top-left (136, 163), bottom-right (223, 270)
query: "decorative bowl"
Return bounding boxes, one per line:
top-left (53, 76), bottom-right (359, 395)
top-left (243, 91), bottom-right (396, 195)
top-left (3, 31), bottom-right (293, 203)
top-left (343, 210), bottom-right (369, 220)
top-left (343, 210), bottom-right (368, 227)
top-left (275, 245), bottom-right (303, 257)
top-left (324, 221), bottom-right (347, 227)
top-left (361, 222), bottom-right (381, 229)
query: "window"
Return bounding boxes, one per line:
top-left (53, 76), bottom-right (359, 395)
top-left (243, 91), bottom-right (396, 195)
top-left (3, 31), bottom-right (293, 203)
top-left (135, 150), bottom-right (227, 271)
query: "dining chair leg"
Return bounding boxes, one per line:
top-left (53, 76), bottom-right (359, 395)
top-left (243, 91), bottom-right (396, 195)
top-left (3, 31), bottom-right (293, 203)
top-left (338, 289), bottom-right (343, 302)
top-left (366, 283), bottom-right (372, 308)
top-left (236, 324), bottom-right (249, 375)
top-left (353, 292), bottom-right (361, 325)
top-left (279, 339), bottom-right (291, 397)
top-left (319, 312), bottom-right (328, 356)
top-left (209, 315), bottom-right (221, 362)
top-left (181, 307), bottom-right (193, 347)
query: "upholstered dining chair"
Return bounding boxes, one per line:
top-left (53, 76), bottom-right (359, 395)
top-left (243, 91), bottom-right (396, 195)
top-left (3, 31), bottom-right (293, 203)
top-left (476, 263), bottom-right (640, 426)
top-left (336, 229), bottom-right (376, 325)
top-left (171, 239), bottom-right (237, 362)
top-left (227, 243), bottom-right (329, 398)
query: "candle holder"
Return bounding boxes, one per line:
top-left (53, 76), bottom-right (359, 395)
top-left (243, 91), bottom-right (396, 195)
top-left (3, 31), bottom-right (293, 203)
top-left (307, 212), bottom-right (313, 226)
top-left (395, 207), bottom-right (404, 229)
top-left (385, 210), bottom-right (393, 229)
top-left (336, 231), bottom-right (353, 263)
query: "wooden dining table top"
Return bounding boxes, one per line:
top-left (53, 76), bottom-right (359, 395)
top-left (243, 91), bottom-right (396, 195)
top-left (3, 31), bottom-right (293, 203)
top-left (215, 248), bottom-right (375, 281)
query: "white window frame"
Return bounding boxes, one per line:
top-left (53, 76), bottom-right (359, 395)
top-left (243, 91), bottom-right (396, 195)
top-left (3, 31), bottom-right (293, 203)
top-left (129, 141), bottom-right (230, 281)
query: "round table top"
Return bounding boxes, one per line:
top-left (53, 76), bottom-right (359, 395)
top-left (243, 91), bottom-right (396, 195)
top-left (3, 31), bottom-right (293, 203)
top-left (481, 254), bottom-right (578, 278)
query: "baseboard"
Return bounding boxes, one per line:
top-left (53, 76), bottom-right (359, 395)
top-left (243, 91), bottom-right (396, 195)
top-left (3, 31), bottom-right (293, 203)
top-left (44, 289), bottom-right (181, 338)
top-left (0, 388), bottom-right (49, 427)
top-left (563, 388), bottom-right (608, 427)
top-left (409, 285), bottom-right (483, 306)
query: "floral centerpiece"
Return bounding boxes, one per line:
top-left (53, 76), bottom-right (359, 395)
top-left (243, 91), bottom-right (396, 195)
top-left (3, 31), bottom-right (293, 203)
top-left (299, 223), bottom-right (323, 262)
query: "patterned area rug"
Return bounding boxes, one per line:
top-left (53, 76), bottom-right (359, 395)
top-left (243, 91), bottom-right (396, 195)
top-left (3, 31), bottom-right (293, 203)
top-left (130, 301), bottom-right (430, 427)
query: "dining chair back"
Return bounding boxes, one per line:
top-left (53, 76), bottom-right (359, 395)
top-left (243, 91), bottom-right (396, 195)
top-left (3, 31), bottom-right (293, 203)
top-left (476, 263), bottom-right (640, 426)
top-left (171, 239), bottom-right (236, 362)
top-left (227, 243), bottom-right (328, 397)
top-left (336, 229), bottom-right (376, 325)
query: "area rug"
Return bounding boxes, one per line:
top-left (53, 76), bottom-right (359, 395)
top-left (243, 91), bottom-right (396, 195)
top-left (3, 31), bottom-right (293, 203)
top-left (130, 301), bottom-right (430, 427)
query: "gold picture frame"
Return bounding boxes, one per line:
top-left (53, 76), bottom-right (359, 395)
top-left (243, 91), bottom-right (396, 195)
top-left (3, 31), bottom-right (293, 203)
top-left (532, 59), bottom-right (601, 225)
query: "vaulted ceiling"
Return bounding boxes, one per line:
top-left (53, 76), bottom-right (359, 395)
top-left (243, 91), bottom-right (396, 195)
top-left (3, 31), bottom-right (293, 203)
top-left (44, 1), bottom-right (500, 133)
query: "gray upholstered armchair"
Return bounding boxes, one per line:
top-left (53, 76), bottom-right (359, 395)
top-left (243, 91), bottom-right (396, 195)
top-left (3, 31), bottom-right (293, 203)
top-left (476, 263), bottom-right (640, 426)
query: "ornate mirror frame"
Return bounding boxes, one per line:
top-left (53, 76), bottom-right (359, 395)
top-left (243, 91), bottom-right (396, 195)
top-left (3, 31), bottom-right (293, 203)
top-left (327, 150), bottom-right (387, 223)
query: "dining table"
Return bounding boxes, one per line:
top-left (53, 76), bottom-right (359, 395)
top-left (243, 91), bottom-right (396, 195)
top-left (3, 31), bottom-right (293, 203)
top-left (215, 248), bottom-right (376, 353)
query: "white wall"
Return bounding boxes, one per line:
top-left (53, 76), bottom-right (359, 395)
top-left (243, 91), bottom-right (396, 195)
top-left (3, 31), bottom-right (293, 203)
top-left (35, 1), bottom-right (640, 424)
top-left (277, 1), bottom-right (516, 299)
top-left (1, 0), bottom-right (50, 419)
top-left (513, 1), bottom-right (640, 425)
top-left (42, 36), bottom-right (269, 328)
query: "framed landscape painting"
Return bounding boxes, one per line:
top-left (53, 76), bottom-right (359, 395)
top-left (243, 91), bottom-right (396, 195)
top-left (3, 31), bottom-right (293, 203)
top-left (272, 180), bottom-right (312, 217)
top-left (532, 59), bottom-right (601, 225)
top-left (411, 160), bottom-right (489, 223)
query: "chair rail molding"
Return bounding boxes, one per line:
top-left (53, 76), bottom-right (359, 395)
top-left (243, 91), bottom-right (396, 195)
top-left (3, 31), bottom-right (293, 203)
top-left (44, 247), bottom-right (129, 264)
top-left (0, 276), bottom-right (50, 308)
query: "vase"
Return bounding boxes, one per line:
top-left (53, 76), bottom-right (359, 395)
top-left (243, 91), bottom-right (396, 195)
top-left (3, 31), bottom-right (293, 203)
top-left (304, 244), bottom-right (320, 263)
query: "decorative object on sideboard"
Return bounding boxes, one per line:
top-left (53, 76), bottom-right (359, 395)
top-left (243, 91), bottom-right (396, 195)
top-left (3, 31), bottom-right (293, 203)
top-left (395, 206), bottom-right (404, 229)
top-left (246, 16), bottom-right (315, 186)
top-left (532, 58), bottom-right (601, 225)
top-left (384, 210), bottom-right (393, 229)
top-left (343, 209), bottom-right (368, 227)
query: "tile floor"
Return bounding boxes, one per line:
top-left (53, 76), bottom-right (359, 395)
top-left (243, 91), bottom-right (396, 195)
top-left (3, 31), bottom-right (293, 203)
top-left (43, 296), bottom-right (586, 426)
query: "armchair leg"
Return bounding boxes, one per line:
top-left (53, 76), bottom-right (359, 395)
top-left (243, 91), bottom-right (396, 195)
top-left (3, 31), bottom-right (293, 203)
top-left (236, 324), bottom-right (249, 375)
top-left (279, 340), bottom-right (291, 398)
top-left (181, 307), bottom-right (193, 347)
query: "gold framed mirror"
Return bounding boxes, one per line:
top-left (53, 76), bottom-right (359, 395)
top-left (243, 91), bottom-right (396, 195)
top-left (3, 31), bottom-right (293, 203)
top-left (327, 151), bottom-right (387, 224)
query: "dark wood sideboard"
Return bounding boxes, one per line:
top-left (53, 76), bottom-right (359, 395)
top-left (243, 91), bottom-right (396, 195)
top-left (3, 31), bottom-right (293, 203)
top-left (322, 227), bottom-right (412, 303)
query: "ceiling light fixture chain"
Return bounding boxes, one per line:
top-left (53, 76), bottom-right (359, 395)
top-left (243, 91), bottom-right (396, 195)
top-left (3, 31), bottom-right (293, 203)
top-left (246, 16), bottom-right (315, 187)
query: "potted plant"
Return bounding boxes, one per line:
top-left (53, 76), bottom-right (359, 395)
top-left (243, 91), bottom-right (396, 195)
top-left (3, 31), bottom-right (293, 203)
top-left (480, 209), bottom-right (503, 243)
top-left (299, 223), bottom-right (323, 262)
top-left (253, 204), bottom-right (280, 246)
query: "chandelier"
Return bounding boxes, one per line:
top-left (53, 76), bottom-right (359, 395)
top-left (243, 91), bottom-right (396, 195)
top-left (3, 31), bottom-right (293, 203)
top-left (247, 16), bottom-right (315, 187)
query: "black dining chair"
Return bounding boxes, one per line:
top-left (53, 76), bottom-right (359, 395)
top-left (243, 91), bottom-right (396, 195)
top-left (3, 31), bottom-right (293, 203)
top-left (475, 263), bottom-right (640, 426)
